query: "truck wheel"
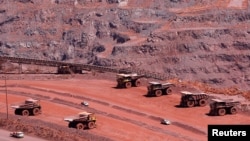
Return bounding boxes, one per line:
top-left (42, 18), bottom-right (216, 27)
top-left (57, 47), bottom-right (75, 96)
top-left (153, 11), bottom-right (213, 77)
top-left (218, 108), bottom-right (226, 116)
top-left (33, 108), bottom-right (40, 116)
top-left (199, 99), bottom-right (207, 107)
top-left (134, 79), bottom-right (141, 87)
top-left (125, 82), bottom-right (132, 88)
top-left (166, 88), bottom-right (172, 94)
top-left (230, 107), bottom-right (237, 115)
top-left (76, 123), bottom-right (84, 130)
top-left (187, 101), bottom-right (195, 107)
top-left (179, 102), bottom-right (185, 107)
top-left (22, 110), bottom-right (29, 116)
top-left (116, 83), bottom-right (121, 88)
top-left (88, 122), bottom-right (95, 129)
top-left (155, 90), bottom-right (162, 97)
top-left (209, 110), bottom-right (214, 116)
top-left (15, 109), bottom-right (21, 115)
top-left (68, 122), bottom-right (74, 128)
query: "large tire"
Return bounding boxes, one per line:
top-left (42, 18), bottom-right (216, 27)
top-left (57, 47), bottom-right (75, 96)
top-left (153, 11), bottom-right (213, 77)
top-left (76, 123), bottom-right (84, 130)
top-left (33, 108), bottom-right (40, 116)
top-left (15, 109), bottom-right (21, 115)
top-left (155, 90), bottom-right (162, 97)
top-left (230, 107), bottom-right (237, 115)
top-left (166, 88), bottom-right (172, 94)
top-left (134, 79), bottom-right (141, 87)
top-left (187, 101), bottom-right (195, 107)
top-left (125, 82), bottom-right (132, 88)
top-left (209, 110), bottom-right (215, 116)
top-left (68, 122), bottom-right (74, 128)
top-left (218, 108), bottom-right (226, 116)
top-left (88, 122), bottom-right (95, 129)
top-left (198, 99), bottom-right (207, 107)
top-left (179, 102), bottom-right (185, 107)
top-left (117, 82), bottom-right (123, 88)
top-left (22, 110), bottom-right (29, 116)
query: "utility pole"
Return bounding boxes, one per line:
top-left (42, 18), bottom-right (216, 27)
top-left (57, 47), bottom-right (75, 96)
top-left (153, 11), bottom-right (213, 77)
top-left (5, 0), bottom-right (9, 120)
top-left (5, 75), bottom-right (8, 119)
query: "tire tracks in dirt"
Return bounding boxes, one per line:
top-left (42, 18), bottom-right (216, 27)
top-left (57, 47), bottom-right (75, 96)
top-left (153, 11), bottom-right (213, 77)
top-left (0, 84), bottom-right (207, 141)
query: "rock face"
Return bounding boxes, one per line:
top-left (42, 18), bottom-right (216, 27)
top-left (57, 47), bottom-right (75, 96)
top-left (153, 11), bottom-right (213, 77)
top-left (0, 0), bottom-right (249, 90)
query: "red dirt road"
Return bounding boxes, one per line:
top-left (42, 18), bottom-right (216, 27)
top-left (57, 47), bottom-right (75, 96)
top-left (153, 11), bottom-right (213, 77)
top-left (0, 74), bottom-right (250, 141)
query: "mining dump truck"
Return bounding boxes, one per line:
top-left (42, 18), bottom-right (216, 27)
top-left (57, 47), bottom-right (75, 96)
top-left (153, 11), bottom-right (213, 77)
top-left (11, 98), bottom-right (42, 116)
top-left (147, 81), bottom-right (175, 97)
top-left (179, 91), bottom-right (209, 107)
top-left (209, 99), bottom-right (240, 116)
top-left (64, 111), bottom-right (96, 130)
top-left (116, 73), bottom-right (144, 88)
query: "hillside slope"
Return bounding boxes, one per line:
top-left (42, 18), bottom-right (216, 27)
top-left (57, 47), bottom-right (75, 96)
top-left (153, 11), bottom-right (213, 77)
top-left (0, 0), bottom-right (249, 90)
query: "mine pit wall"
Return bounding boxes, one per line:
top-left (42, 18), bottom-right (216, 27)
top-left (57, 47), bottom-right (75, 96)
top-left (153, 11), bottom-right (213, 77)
top-left (109, 27), bottom-right (250, 90)
top-left (0, 1), bottom-right (249, 90)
